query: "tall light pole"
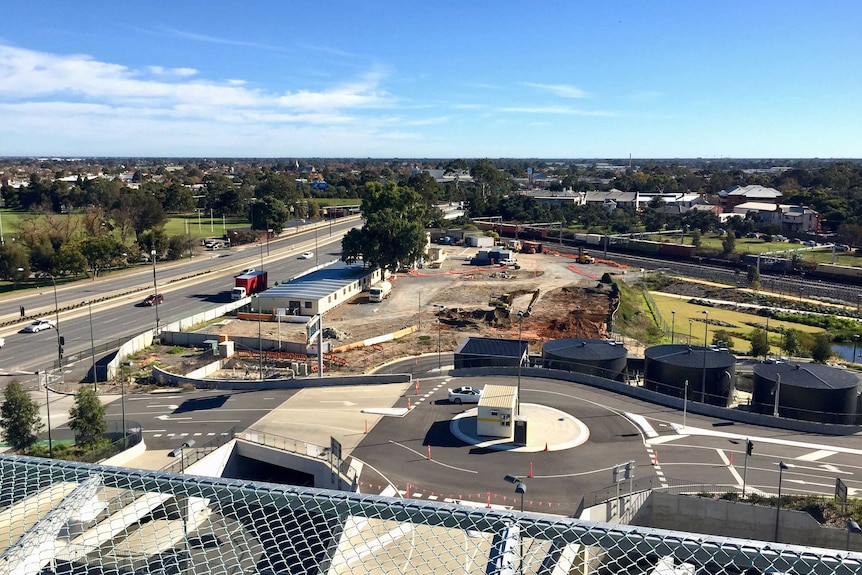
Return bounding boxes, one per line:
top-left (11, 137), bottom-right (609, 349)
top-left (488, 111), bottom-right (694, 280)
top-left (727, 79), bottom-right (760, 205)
top-left (503, 474), bottom-right (527, 571)
top-left (432, 305), bottom-right (445, 370)
top-left (772, 374), bottom-right (782, 418)
top-left (48, 274), bottom-right (62, 367)
top-left (775, 461), bottom-right (789, 542)
top-left (854, 334), bottom-right (859, 363)
top-left (701, 310), bottom-right (709, 402)
top-left (517, 310), bottom-right (525, 416)
top-left (682, 379), bottom-right (688, 429)
top-left (253, 294), bottom-right (263, 379)
top-left (84, 300), bottom-right (97, 390)
top-left (151, 250), bottom-right (160, 334)
top-left (688, 319), bottom-right (693, 346)
top-left (670, 310), bottom-right (675, 344)
top-left (40, 371), bottom-right (52, 458)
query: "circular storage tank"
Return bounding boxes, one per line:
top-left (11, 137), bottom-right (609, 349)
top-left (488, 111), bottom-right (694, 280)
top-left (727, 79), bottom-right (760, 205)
top-left (542, 338), bottom-right (628, 382)
top-left (644, 344), bottom-right (736, 407)
top-left (752, 362), bottom-right (860, 424)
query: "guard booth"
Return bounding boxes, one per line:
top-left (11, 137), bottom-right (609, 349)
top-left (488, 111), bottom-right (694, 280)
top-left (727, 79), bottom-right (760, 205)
top-left (476, 385), bottom-right (517, 439)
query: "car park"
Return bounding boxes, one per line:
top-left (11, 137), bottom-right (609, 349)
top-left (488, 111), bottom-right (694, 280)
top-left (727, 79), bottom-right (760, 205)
top-left (447, 386), bottom-right (483, 404)
top-left (22, 319), bottom-right (56, 333)
top-left (143, 293), bottom-right (164, 306)
top-left (299, 252), bottom-right (314, 259)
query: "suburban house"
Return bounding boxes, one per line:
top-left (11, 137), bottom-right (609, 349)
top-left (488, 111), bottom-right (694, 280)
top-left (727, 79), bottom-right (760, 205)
top-left (731, 202), bottom-right (821, 234)
top-left (720, 185), bottom-right (783, 211)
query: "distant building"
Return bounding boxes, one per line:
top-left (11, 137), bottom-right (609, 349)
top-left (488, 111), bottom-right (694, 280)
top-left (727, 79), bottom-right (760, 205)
top-left (732, 202), bottom-right (821, 233)
top-left (720, 185), bottom-right (782, 211)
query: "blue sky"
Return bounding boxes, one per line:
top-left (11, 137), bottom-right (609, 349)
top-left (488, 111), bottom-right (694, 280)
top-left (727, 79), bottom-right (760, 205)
top-left (0, 1), bottom-right (860, 158)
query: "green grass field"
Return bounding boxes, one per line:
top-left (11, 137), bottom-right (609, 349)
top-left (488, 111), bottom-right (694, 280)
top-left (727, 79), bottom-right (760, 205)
top-left (652, 293), bottom-right (821, 355)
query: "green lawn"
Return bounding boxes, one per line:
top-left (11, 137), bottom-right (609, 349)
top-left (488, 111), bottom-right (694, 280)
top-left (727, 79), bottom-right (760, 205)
top-left (652, 293), bottom-right (821, 355)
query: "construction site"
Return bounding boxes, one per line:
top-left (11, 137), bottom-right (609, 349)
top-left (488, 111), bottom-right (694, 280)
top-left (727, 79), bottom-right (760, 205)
top-left (177, 247), bottom-right (623, 377)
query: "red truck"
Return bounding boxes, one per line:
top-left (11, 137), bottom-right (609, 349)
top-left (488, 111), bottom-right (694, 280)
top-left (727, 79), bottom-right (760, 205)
top-left (231, 270), bottom-right (268, 300)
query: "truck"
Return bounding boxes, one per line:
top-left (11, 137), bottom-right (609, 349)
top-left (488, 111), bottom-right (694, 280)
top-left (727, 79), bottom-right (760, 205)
top-left (506, 239), bottom-right (522, 252)
top-left (521, 240), bottom-right (543, 254)
top-left (231, 270), bottom-right (268, 300)
top-left (368, 280), bottom-right (392, 303)
top-left (576, 247), bottom-right (595, 264)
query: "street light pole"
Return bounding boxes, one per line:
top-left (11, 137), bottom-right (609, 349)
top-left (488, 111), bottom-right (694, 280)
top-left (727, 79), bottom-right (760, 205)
top-left (254, 294), bottom-right (263, 379)
top-left (682, 380), bottom-right (688, 429)
top-left (151, 250), bottom-right (160, 334)
top-left (688, 319), bottom-right (693, 346)
top-left (84, 300), bottom-right (97, 390)
top-left (41, 371), bottom-right (52, 458)
top-left (775, 461), bottom-right (789, 542)
top-left (48, 274), bottom-right (62, 367)
top-left (517, 310), bottom-right (525, 416)
top-left (854, 335), bottom-right (859, 364)
top-left (701, 310), bottom-right (709, 402)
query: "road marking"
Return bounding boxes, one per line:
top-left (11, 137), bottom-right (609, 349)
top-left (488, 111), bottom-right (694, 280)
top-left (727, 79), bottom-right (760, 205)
top-left (321, 401), bottom-right (357, 406)
top-left (156, 415), bottom-right (192, 421)
top-left (719, 449), bottom-right (744, 486)
top-left (148, 404), bottom-right (179, 410)
top-left (388, 440), bottom-right (478, 474)
top-left (797, 449), bottom-right (837, 462)
top-left (624, 413), bottom-right (659, 438)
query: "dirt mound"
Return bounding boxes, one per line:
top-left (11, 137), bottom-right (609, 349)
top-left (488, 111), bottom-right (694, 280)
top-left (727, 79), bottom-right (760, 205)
top-left (522, 285), bottom-right (611, 344)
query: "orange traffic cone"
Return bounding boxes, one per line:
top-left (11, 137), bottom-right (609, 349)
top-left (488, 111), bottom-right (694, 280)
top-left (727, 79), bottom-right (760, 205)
top-left (407, 397), bottom-right (412, 409)
top-left (652, 452), bottom-right (658, 465)
top-left (544, 442), bottom-right (549, 452)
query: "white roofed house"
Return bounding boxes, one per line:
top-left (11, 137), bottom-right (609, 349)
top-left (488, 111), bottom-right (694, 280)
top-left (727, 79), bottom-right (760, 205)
top-left (732, 202), bottom-right (821, 233)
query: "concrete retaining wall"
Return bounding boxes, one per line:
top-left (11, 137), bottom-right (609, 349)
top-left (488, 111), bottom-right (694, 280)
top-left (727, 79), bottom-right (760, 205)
top-left (151, 364), bottom-right (411, 390)
top-left (453, 366), bottom-right (862, 435)
top-left (233, 440), bottom-right (352, 491)
top-left (634, 492), bottom-right (862, 551)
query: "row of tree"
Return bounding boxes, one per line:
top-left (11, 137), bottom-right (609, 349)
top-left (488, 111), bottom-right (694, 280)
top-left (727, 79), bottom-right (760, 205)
top-left (0, 382), bottom-right (106, 454)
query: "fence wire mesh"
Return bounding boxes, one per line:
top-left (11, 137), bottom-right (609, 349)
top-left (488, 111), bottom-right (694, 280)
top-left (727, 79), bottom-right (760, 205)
top-left (0, 454), bottom-right (858, 575)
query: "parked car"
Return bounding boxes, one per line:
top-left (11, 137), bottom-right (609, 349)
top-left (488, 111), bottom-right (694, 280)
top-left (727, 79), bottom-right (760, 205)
top-left (22, 319), bottom-right (56, 333)
top-left (299, 252), bottom-right (314, 259)
top-left (143, 293), bottom-right (164, 306)
top-left (0, 336), bottom-right (5, 348)
top-left (448, 386), bottom-right (483, 404)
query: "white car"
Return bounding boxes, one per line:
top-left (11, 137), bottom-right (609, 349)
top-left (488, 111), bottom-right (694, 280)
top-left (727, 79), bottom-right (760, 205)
top-left (299, 252), bottom-right (314, 259)
top-left (238, 268), bottom-right (255, 275)
top-left (23, 319), bottom-right (56, 333)
top-left (0, 336), bottom-right (4, 348)
top-left (448, 386), bottom-right (483, 404)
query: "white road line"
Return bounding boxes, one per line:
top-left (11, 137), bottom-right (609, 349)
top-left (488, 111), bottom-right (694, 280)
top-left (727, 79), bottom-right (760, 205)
top-left (624, 412), bottom-right (659, 438)
top-left (797, 449), bottom-right (838, 462)
top-left (718, 449), bottom-right (744, 486)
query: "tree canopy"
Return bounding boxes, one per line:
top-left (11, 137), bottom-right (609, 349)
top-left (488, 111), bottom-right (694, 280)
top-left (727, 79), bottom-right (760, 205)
top-left (341, 182), bottom-right (428, 272)
top-left (0, 381), bottom-right (43, 453)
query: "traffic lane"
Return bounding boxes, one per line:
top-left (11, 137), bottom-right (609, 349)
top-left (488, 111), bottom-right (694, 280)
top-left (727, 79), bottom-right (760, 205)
top-left (351, 377), bottom-right (649, 513)
top-left (106, 389), bottom-right (300, 449)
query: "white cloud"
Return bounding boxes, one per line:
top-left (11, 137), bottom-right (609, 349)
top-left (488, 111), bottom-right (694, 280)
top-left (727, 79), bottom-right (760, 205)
top-left (498, 105), bottom-right (615, 117)
top-left (523, 82), bottom-right (588, 99)
top-left (147, 65), bottom-right (197, 77)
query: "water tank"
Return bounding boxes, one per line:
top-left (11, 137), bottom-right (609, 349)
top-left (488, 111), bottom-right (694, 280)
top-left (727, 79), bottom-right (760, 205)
top-left (644, 344), bottom-right (736, 407)
top-left (752, 362), bottom-right (860, 424)
top-left (542, 338), bottom-right (628, 382)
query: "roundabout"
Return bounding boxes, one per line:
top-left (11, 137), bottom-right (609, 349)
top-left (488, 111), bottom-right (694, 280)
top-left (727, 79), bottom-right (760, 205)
top-left (449, 403), bottom-right (590, 452)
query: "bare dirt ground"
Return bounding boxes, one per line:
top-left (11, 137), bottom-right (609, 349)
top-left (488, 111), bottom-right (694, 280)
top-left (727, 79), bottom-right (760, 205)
top-left (183, 248), bottom-right (624, 375)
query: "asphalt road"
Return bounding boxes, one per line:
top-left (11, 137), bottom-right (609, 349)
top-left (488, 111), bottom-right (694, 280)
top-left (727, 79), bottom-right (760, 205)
top-left (349, 359), bottom-right (862, 513)
top-left (0, 218), bottom-right (358, 383)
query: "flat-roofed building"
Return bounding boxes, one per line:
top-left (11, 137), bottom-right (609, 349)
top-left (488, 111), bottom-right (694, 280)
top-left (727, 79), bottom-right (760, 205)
top-left (256, 261), bottom-right (381, 317)
top-left (477, 384), bottom-right (517, 438)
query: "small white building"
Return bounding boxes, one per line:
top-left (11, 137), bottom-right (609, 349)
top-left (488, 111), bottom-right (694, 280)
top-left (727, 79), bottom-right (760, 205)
top-left (257, 262), bottom-right (381, 317)
top-left (476, 384), bottom-right (518, 439)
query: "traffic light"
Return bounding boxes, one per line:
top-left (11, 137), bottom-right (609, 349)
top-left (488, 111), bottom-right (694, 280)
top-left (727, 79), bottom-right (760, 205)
top-left (746, 440), bottom-right (754, 456)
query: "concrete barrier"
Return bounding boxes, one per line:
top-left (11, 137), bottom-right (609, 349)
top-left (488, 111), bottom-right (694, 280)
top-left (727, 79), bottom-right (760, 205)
top-left (151, 364), bottom-right (411, 390)
top-left (453, 366), bottom-right (862, 435)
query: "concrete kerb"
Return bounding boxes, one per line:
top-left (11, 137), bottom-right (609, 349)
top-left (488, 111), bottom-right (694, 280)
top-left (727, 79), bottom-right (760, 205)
top-left (452, 366), bottom-right (862, 436)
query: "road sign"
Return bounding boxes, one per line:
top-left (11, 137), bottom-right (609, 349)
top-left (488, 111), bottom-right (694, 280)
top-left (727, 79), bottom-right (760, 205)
top-left (306, 314), bottom-right (320, 344)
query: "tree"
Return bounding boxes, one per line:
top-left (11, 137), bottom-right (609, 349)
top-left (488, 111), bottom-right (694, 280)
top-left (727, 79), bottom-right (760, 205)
top-left (750, 328), bottom-right (769, 358)
top-left (341, 182), bottom-right (428, 272)
top-left (747, 266), bottom-right (761, 290)
top-left (690, 229), bottom-right (702, 248)
top-left (0, 243), bottom-right (30, 282)
top-left (782, 329), bottom-right (800, 356)
top-left (810, 333), bottom-right (832, 363)
top-left (721, 232), bottom-right (736, 255)
top-left (0, 380), bottom-right (44, 453)
top-left (711, 329), bottom-right (735, 351)
top-left (79, 235), bottom-right (125, 277)
top-left (251, 195), bottom-right (290, 235)
top-left (68, 388), bottom-right (107, 449)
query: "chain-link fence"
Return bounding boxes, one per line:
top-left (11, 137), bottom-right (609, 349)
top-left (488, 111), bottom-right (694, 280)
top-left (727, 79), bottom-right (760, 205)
top-left (0, 454), bottom-right (857, 575)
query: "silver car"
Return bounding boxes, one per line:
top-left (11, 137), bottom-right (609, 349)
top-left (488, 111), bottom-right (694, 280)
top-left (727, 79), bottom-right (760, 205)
top-left (447, 386), bottom-right (483, 404)
top-left (23, 319), bottom-right (56, 333)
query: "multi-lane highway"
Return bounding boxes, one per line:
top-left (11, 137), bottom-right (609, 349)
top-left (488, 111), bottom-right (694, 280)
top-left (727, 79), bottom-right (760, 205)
top-left (0, 218), bottom-right (358, 382)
